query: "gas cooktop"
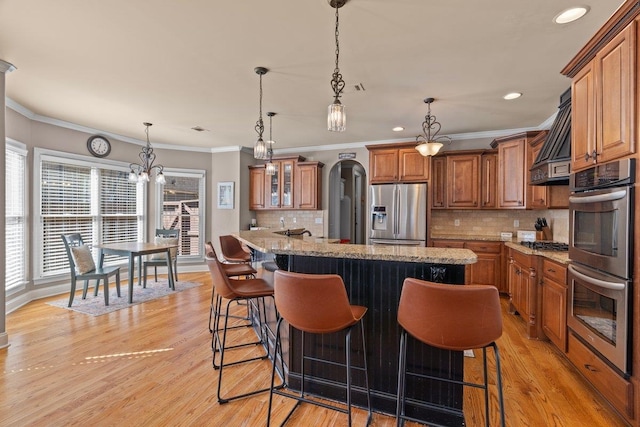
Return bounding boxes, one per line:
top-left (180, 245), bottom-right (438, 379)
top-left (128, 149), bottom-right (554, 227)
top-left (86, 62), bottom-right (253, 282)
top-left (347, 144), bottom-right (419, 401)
top-left (519, 241), bottom-right (569, 251)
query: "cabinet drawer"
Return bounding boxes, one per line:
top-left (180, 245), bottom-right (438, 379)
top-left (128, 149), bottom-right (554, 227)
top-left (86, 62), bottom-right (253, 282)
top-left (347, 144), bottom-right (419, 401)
top-left (509, 247), bottom-right (536, 268)
top-left (567, 333), bottom-right (634, 419)
top-left (431, 240), bottom-right (465, 248)
top-left (541, 258), bottom-right (567, 284)
top-left (465, 241), bottom-right (502, 254)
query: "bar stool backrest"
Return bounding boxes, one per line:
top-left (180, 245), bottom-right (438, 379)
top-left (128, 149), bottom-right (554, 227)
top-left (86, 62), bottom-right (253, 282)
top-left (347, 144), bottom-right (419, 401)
top-left (206, 253), bottom-right (238, 300)
top-left (398, 278), bottom-right (502, 351)
top-left (274, 270), bottom-right (360, 334)
top-left (205, 241), bottom-right (215, 258)
top-left (219, 235), bottom-right (251, 263)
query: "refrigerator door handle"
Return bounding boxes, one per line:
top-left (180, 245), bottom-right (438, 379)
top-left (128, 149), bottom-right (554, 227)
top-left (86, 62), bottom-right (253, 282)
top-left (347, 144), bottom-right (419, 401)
top-left (394, 185), bottom-right (400, 237)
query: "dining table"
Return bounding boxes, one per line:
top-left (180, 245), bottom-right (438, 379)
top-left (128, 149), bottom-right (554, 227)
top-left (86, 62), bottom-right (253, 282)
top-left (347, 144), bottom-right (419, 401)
top-left (95, 242), bottom-right (178, 303)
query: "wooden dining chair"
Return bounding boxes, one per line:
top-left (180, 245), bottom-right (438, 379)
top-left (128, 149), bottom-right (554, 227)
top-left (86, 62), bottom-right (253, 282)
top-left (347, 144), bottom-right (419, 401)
top-left (143, 228), bottom-right (179, 287)
top-left (61, 233), bottom-right (121, 307)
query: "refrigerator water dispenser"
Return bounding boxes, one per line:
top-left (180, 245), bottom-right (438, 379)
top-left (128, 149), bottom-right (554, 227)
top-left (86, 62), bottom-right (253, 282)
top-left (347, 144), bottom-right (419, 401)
top-left (372, 206), bottom-right (388, 231)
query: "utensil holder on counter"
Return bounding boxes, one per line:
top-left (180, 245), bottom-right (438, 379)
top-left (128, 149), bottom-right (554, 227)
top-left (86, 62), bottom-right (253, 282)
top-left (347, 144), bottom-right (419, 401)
top-left (536, 227), bottom-right (552, 241)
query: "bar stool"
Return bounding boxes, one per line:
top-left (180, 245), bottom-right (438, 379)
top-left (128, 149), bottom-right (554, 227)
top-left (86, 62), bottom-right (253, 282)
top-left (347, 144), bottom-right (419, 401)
top-left (396, 278), bottom-right (505, 427)
top-left (205, 255), bottom-right (277, 403)
top-left (219, 235), bottom-right (252, 264)
top-left (205, 241), bottom-right (256, 333)
top-left (267, 270), bottom-right (372, 427)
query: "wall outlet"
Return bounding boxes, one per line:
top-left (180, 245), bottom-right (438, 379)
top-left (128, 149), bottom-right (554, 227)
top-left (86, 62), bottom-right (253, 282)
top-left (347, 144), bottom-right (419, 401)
top-left (514, 219), bottom-right (519, 228)
top-left (454, 219), bottom-right (460, 226)
top-left (315, 217), bottom-right (323, 224)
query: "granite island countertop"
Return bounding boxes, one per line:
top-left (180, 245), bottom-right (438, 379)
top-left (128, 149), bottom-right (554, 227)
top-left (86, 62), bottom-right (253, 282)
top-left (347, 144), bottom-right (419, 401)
top-left (236, 229), bottom-right (477, 265)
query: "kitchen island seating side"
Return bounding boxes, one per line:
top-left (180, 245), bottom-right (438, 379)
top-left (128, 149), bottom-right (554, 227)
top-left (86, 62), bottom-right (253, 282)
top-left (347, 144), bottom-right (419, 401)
top-left (61, 233), bottom-right (121, 307)
top-left (396, 278), bottom-right (505, 427)
top-left (267, 270), bottom-right (372, 427)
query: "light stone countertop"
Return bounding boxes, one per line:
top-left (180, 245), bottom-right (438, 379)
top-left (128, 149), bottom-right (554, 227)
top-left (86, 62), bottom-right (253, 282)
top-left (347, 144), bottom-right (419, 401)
top-left (504, 241), bottom-right (570, 264)
top-left (236, 230), bottom-right (477, 265)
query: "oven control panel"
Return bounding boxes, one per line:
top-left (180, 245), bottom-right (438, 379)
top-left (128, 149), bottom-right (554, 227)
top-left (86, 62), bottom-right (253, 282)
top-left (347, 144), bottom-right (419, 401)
top-left (570, 158), bottom-right (635, 192)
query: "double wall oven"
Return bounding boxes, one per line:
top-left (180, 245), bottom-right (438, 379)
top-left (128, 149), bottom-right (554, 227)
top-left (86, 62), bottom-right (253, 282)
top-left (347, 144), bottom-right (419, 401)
top-left (568, 158), bottom-right (635, 375)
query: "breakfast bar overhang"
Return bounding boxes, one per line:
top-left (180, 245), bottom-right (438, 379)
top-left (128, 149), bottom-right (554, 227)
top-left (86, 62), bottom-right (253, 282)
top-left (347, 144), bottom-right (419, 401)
top-left (236, 230), bottom-right (477, 426)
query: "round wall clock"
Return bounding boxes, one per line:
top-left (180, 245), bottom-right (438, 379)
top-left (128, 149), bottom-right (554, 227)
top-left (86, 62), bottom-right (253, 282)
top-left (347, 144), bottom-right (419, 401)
top-left (86, 135), bottom-right (111, 158)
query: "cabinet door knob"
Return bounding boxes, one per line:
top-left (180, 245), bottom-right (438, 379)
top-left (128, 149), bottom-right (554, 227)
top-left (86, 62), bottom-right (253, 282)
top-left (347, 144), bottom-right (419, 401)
top-left (584, 364), bottom-right (598, 372)
top-left (592, 150), bottom-right (598, 160)
top-left (584, 152), bottom-right (591, 161)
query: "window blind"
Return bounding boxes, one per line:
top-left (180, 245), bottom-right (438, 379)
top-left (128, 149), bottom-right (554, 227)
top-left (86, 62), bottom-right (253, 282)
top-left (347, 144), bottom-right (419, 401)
top-left (5, 145), bottom-right (27, 290)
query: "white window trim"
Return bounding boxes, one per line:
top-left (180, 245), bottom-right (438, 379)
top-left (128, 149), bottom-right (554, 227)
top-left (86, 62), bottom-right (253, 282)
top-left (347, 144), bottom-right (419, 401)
top-left (5, 138), bottom-right (28, 294)
top-left (155, 168), bottom-right (206, 261)
top-left (33, 148), bottom-right (148, 283)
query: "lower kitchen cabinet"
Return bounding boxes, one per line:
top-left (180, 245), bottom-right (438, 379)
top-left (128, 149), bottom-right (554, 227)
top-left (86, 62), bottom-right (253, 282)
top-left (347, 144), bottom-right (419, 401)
top-left (432, 240), bottom-right (504, 291)
top-left (540, 258), bottom-right (568, 351)
top-left (508, 247), bottom-right (538, 339)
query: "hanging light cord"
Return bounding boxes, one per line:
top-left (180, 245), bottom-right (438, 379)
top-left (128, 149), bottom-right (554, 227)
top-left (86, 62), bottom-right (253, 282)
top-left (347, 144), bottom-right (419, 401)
top-left (255, 73), bottom-right (265, 139)
top-left (330, 4), bottom-right (345, 102)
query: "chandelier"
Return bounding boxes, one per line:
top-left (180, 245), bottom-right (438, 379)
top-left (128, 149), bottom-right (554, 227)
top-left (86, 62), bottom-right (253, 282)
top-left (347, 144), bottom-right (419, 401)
top-left (128, 122), bottom-right (166, 184)
top-left (327, 0), bottom-right (348, 132)
top-left (415, 98), bottom-right (451, 157)
top-left (253, 67), bottom-right (269, 159)
top-left (265, 112), bottom-right (277, 176)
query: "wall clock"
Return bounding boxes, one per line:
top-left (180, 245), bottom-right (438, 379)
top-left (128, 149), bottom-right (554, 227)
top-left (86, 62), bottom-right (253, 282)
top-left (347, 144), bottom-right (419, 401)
top-left (86, 135), bottom-right (111, 158)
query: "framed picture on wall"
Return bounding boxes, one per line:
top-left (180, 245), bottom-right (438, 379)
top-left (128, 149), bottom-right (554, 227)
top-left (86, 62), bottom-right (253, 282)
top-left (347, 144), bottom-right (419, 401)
top-left (217, 181), bottom-right (234, 209)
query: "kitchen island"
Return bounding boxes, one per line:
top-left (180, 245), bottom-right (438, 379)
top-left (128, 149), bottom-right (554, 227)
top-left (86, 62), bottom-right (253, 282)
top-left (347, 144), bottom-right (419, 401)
top-left (236, 230), bottom-right (477, 426)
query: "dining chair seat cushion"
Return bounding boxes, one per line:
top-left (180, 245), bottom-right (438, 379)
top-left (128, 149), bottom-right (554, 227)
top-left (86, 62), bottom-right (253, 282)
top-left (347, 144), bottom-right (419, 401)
top-left (71, 245), bottom-right (96, 274)
top-left (150, 236), bottom-right (179, 259)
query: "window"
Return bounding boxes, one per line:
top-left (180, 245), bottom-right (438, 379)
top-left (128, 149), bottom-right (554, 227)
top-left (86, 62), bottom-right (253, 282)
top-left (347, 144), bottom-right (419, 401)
top-left (34, 149), bottom-right (145, 279)
top-left (156, 170), bottom-right (205, 260)
top-left (6, 139), bottom-right (27, 291)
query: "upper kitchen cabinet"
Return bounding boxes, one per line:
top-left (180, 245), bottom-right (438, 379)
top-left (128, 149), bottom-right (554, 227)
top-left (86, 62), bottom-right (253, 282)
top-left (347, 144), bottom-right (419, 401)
top-left (491, 131), bottom-right (543, 209)
top-left (563, 16), bottom-right (636, 172)
top-left (295, 161), bottom-right (324, 210)
top-left (249, 155), bottom-right (321, 211)
top-left (367, 143), bottom-right (430, 184)
top-left (480, 151), bottom-right (498, 209)
top-left (431, 156), bottom-right (447, 209)
top-left (527, 131), bottom-right (569, 209)
top-left (446, 153), bottom-right (480, 208)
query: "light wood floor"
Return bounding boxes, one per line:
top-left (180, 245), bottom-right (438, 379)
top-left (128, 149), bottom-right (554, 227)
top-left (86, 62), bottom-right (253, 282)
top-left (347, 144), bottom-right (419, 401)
top-left (0, 271), bottom-right (628, 427)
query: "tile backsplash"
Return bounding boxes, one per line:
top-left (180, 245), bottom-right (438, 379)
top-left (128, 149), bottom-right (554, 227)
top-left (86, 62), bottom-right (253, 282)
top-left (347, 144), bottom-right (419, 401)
top-left (430, 209), bottom-right (569, 243)
top-left (253, 211), bottom-right (325, 237)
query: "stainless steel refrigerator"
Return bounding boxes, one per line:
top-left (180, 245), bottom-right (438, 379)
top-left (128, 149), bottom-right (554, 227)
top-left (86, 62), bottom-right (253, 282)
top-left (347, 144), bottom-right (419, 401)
top-left (369, 183), bottom-right (427, 246)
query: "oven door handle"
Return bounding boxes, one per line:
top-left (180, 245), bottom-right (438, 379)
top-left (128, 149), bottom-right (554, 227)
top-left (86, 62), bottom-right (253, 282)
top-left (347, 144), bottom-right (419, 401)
top-left (569, 189), bottom-right (627, 204)
top-left (568, 264), bottom-right (626, 291)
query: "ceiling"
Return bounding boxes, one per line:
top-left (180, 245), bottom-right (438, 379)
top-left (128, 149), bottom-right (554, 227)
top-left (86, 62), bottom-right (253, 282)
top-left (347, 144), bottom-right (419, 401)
top-left (0, 0), bottom-right (625, 152)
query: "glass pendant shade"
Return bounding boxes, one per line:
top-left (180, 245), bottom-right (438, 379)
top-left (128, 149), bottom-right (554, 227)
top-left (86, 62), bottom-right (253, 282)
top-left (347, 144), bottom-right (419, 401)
top-left (328, 102), bottom-right (346, 132)
top-left (128, 171), bottom-right (138, 182)
top-left (415, 141), bottom-right (443, 157)
top-left (265, 162), bottom-right (277, 176)
top-left (254, 138), bottom-right (267, 159)
top-left (155, 171), bottom-right (166, 184)
top-left (139, 171), bottom-right (150, 182)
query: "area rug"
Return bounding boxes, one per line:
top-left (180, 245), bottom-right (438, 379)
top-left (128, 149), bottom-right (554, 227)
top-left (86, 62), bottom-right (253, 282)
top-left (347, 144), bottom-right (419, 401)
top-left (47, 280), bottom-right (202, 316)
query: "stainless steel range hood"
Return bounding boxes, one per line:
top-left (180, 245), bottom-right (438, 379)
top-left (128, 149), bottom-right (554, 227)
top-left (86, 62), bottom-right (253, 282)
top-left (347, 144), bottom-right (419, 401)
top-left (530, 88), bottom-right (571, 185)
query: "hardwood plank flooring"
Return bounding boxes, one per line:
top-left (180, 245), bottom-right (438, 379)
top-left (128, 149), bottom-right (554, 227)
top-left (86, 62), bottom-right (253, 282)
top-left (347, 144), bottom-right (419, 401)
top-left (0, 272), bottom-right (628, 426)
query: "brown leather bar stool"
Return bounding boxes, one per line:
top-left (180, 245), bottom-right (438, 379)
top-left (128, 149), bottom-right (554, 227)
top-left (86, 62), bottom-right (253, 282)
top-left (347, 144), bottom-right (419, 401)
top-left (205, 241), bottom-right (256, 333)
top-left (267, 270), bottom-right (372, 427)
top-left (219, 234), bottom-right (252, 264)
top-left (396, 278), bottom-right (505, 427)
top-left (206, 254), bottom-right (277, 403)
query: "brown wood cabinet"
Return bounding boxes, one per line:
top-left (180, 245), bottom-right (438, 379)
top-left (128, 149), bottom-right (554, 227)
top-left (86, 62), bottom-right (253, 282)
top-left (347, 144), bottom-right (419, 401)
top-left (367, 143), bottom-right (429, 184)
top-left (431, 156), bottom-right (446, 209)
top-left (527, 131), bottom-right (569, 209)
top-left (447, 154), bottom-right (480, 208)
top-left (491, 131), bottom-right (543, 209)
top-left (480, 151), bottom-right (498, 209)
top-left (431, 239), bottom-right (504, 292)
top-left (540, 258), bottom-right (567, 351)
top-left (248, 165), bottom-right (266, 210)
top-left (249, 155), bottom-right (322, 211)
top-left (508, 247), bottom-right (538, 339)
top-left (566, 21), bottom-right (636, 172)
top-left (295, 161), bottom-right (324, 210)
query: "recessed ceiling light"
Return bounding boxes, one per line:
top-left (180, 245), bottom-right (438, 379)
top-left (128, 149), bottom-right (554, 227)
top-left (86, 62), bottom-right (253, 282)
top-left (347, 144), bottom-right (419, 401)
top-left (503, 92), bottom-right (522, 100)
top-left (393, 126), bottom-right (404, 132)
top-left (554, 6), bottom-right (590, 24)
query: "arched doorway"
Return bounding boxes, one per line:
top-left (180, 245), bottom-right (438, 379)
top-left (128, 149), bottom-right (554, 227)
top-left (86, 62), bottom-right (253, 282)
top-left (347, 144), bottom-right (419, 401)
top-left (328, 160), bottom-right (366, 244)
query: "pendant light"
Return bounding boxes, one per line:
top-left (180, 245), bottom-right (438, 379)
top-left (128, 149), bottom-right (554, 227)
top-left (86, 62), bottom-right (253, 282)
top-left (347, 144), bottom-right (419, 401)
top-left (415, 98), bottom-right (451, 157)
top-left (128, 122), bottom-right (166, 184)
top-left (265, 112), bottom-right (277, 176)
top-left (327, 0), bottom-right (348, 132)
top-left (253, 67), bottom-right (269, 159)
